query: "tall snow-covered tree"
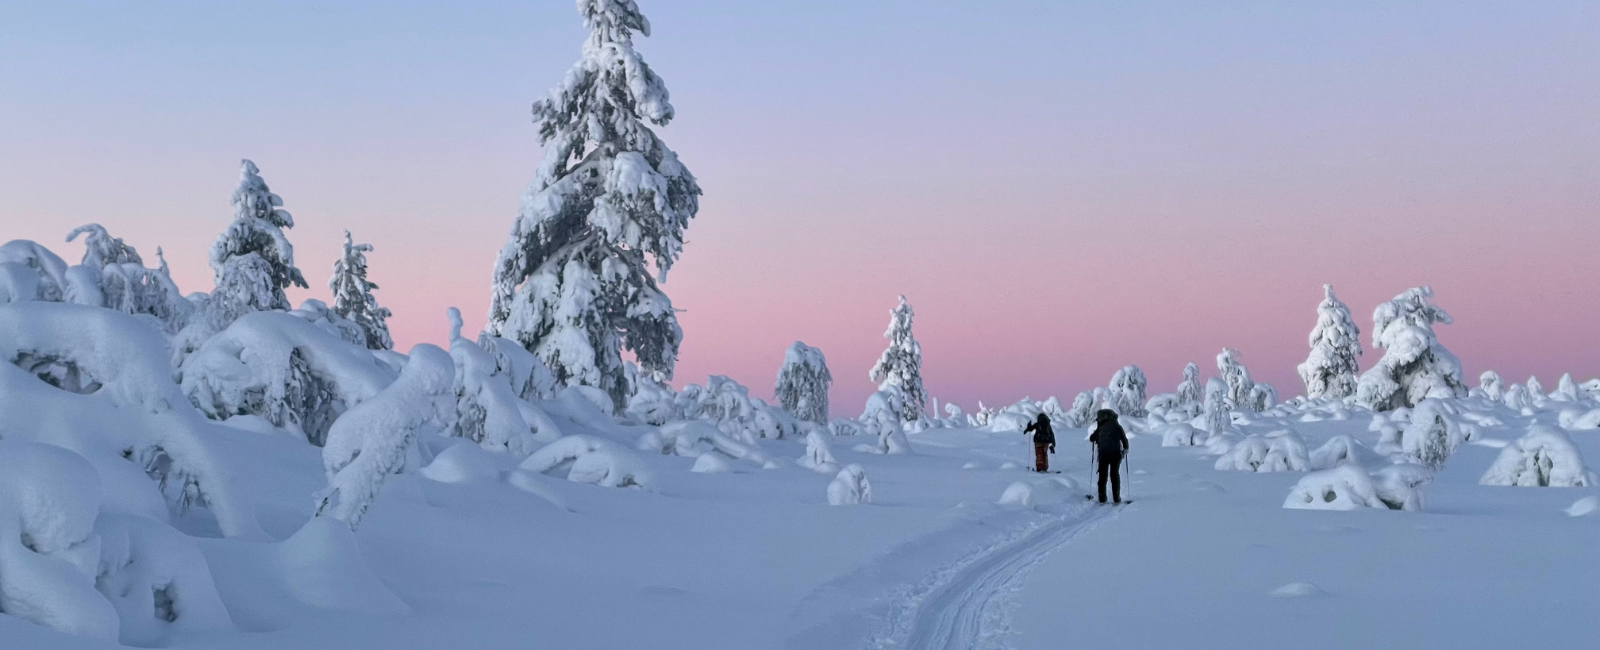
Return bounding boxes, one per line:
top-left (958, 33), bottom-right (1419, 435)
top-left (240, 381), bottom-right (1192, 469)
top-left (1216, 348), bottom-right (1256, 412)
top-left (869, 295), bottom-right (927, 423)
top-left (1354, 286), bottom-right (1466, 411)
top-left (484, 0), bottom-right (699, 411)
top-left (1298, 284), bottom-right (1362, 400)
top-left (328, 231), bottom-right (393, 350)
top-left (775, 341), bottom-right (832, 424)
top-left (208, 159), bottom-right (307, 328)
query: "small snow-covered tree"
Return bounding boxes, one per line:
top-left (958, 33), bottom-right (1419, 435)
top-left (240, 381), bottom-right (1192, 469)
top-left (1354, 287), bottom-right (1466, 411)
top-left (484, 0), bottom-right (700, 411)
top-left (1251, 383), bottom-right (1278, 412)
top-left (208, 160), bottom-right (307, 329)
top-left (869, 295), bottom-right (927, 423)
top-left (1402, 400), bottom-right (1461, 471)
top-left (1554, 373), bottom-right (1580, 402)
top-left (64, 224), bottom-right (191, 332)
top-left (1108, 365), bottom-right (1148, 417)
top-left (1175, 362), bottom-right (1203, 408)
top-left (1203, 377), bottom-right (1231, 435)
top-left (1066, 391), bottom-right (1095, 427)
top-left (1298, 284), bottom-right (1362, 400)
top-left (1216, 348), bottom-right (1256, 412)
top-left (1477, 370), bottom-right (1504, 401)
top-left (775, 341), bottom-right (831, 424)
top-left (827, 464), bottom-right (872, 505)
top-left (328, 231), bottom-right (393, 351)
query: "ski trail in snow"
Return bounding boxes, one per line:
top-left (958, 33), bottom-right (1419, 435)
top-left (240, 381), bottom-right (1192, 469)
top-left (873, 505), bottom-right (1118, 650)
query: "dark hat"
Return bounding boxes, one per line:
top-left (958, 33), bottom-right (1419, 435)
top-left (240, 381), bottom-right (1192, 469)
top-left (1036, 412), bottom-right (1050, 422)
top-left (1095, 409), bottom-right (1117, 422)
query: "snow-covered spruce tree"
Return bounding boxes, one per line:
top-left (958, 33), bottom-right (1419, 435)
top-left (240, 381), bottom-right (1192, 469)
top-left (328, 230), bottom-right (393, 350)
top-left (1108, 365), bottom-right (1148, 417)
top-left (208, 160), bottom-right (307, 329)
top-left (1216, 348), bottom-right (1256, 412)
top-left (869, 295), bottom-right (927, 423)
top-left (484, 0), bottom-right (699, 412)
top-left (1175, 362), bottom-right (1203, 408)
top-left (1298, 284), bottom-right (1362, 400)
top-left (775, 341), bottom-right (832, 424)
top-left (1354, 287), bottom-right (1466, 411)
top-left (64, 224), bottom-right (191, 332)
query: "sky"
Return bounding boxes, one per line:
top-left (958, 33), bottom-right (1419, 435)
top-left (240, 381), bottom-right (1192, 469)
top-left (2, 0), bottom-right (1596, 415)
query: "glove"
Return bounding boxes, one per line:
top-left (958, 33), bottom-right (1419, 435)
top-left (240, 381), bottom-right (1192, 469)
top-left (1049, 444), bottom-right (1056, 453)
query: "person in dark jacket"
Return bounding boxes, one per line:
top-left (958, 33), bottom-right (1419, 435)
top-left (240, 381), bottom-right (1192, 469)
top-left (1088, 409), bottom-right (1129, 503)
top-left (1022, 413), bottom-right (1055, 472)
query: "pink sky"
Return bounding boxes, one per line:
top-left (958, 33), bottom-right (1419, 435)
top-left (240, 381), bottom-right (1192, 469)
top-left (2, 1), bottom-right (1595, 415)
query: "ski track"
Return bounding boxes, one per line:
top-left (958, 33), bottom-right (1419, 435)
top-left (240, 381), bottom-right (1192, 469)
top-left (872, 504), bottom-right (1119, 650)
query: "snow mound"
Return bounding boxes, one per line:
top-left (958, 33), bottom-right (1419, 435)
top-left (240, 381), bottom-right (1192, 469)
top-left (420, 443), bottom-right (505, 484)
top-left (1371, 464), bottom-right (1431, 511)
top-left (1159, 423), bottom-right (1206, 447)
top-left (1480, 425), bottom-right (1598, 487)
top-left (275, 517), bottom-right (409, 616)
top-left (180, 311), bottom-right (397, 446)
top-left (519, 435), bottom-right (653, 488)
top-left (1270, 582), bottom-right (1327, 598)
top-left (795, 430), bottom-right (839, 473)
top-left (1559, 407), bottom-right (1600, 430)
top-left (95, 514), bottom-right (233, 645)
top-left (1285, 464), bottom-right (1428, 511)
top-left (827, 464), bottom-right (872, 505)
top-left (1310, 435), bottom-right (1380, 470)
top-left (1566, 496), bottom-right (1599, 517)
top-left (1283, 466), bottom-right (1383, 510)
top-left (1216, 432), bottom-right (1308, 472)
top-left (648, 420), bottom-right (768, 465)
top-left (691, 453), bottom-right (732, 474)
top-left (999, 461), bottom-right (1023, 471)
top-left (997, 476), bottom-right (1081, 509)
top-left (0, 441), bottom-right (119, 640)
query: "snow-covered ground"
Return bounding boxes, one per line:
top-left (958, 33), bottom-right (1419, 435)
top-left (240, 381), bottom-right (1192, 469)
top-left (3, 320), bottom-right (1596, 650)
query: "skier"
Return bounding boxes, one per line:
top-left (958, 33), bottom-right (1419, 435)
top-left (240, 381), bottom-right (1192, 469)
top-left (1022, 413), bottom-right (1055, 472)
top-left (1088, 409), bottom-right (1129, 503)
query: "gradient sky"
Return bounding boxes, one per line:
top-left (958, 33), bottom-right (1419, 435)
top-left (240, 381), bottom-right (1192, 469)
top-left (2, 0), bottom-right (1596, 415)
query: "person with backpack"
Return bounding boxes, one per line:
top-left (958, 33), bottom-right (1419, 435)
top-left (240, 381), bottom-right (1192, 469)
top-left (1022, 413), bottom-right (1055, 472)
top-left (1088, 409), bottom-right (1129, 503)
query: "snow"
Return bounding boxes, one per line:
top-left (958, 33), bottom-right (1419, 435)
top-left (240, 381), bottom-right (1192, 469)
top-left (2, 8), bottom-right (1596, 648)
top-left (1480, 425), bottom-right (1598, 487)
top-left (826, 464), bottom-right (872, 505)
